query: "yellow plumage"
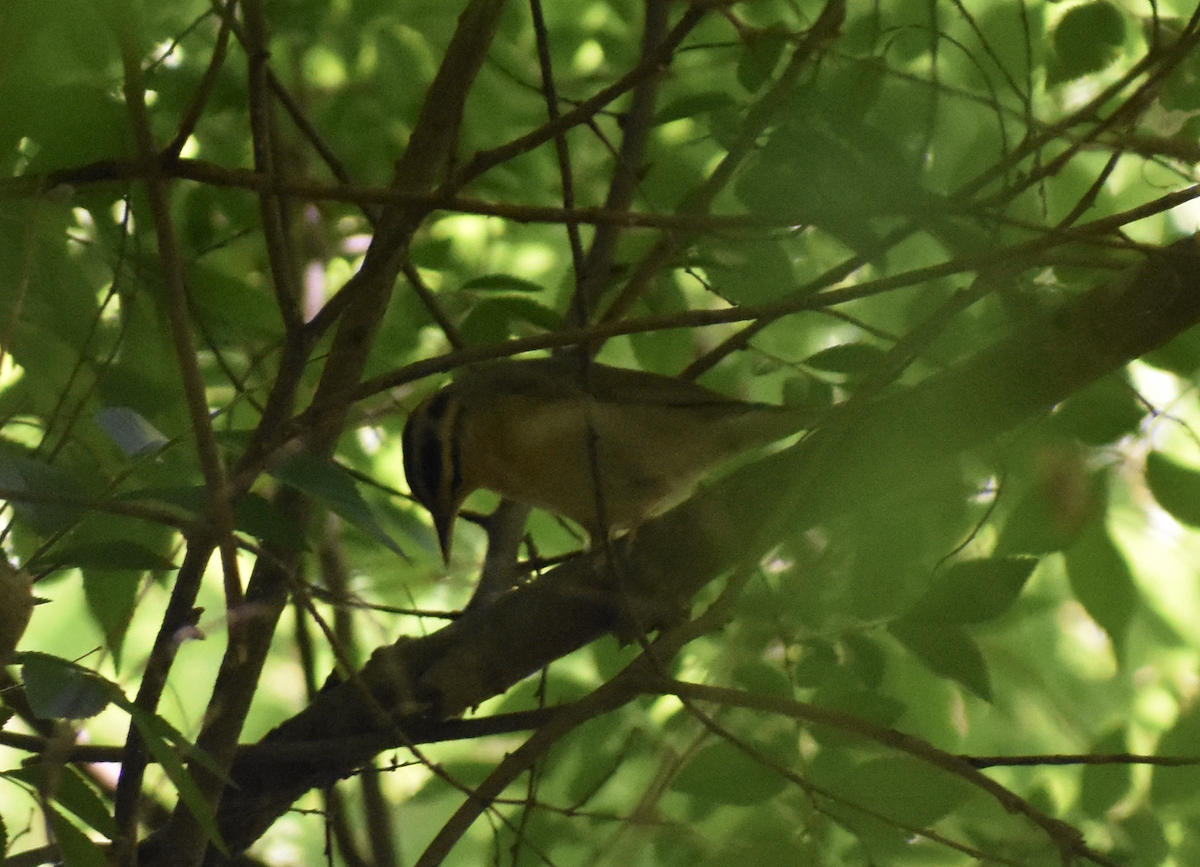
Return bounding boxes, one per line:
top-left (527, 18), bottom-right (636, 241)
top-left (403, 359), bottom-right (810, 561)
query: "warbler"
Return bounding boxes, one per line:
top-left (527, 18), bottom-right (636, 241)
top-left (402, 358), bottom-right (812, 562)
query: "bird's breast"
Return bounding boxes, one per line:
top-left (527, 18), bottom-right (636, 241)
top-left (462, 396), bottom-right (720, 533)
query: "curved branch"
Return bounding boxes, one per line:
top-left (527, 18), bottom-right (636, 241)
top-left (192, 237), bottom-right (1200, 858)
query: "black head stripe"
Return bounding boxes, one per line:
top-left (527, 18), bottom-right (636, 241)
top-left (447, 400), bottom-right (463, 494)
top-left (402, 389), bottom-right (461, 510)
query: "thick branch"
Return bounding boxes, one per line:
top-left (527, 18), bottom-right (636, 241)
top-left (201, 237), bottom-right (1200, 855)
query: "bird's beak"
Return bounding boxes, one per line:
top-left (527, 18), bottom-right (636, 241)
top-left (434, 507), bottom-right (456, 565)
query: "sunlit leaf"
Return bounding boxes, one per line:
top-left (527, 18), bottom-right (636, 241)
top-left (1065, 519), bottom-right (1136, 663)
top-left (47, 805), bottom-right (107, 867)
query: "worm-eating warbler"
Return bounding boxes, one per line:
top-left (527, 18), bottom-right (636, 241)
top-left (402, 359), bottom-right (811, 561)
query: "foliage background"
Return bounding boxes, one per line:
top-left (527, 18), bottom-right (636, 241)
top-left (4, 0), bottom-right (1200, 865)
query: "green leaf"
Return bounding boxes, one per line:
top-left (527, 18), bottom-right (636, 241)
top-left (655, 90), bottom-right (735, 125)
top-left (270, 453), bottom-right (407, 558)
top-left (233, 493), bottom-right (309, 552)
top-left (15, 85), bottom-right (130, 172)
top-left (125, 706), bottom-right (229, 855)
top-left (0, 445), bottom-right (86, 535)
top-left (41, 541), bottom-right (177, 572)
top-left (704, 238), bottom-right (795, 306)
top-left (888, 620), bottom-right (992, 700)
top-left (1115, 810), bottom-right (1172, 867)
top-left (1065, 519), bottom-right (1136, 663)
top-left (822, 754), bottom-right (971, 862)
top-left (791, 641), bottom-right (840, 688)
top-left (1079, 729), bottom-right (1132, 818)
top-left (996, 466), bottom-right (1098, 555)
top-left (107, 697), bottom-right (228, 782)
top-left (907, 557), bottom-right (1038, 624)
top-left (83, 569), bottom-right (142, 670)
top-left (1051, 1), bottom-right (1125, 83)
top-left (732, 661), bottom-right (793, 698)
top-left (807, 686), bottom-right (906, 746)
top-left (5, 765), bottom-right (117, 839)
top-left (19, 652), bottom-right (114, 720)
top-left (801, 343), bottom-right (888, 376)
top-left (47, 804), bottom-right (108, 867)
top-left (688, 810), bottom-right (817, 867)
top-left (671, 740), bottom-right (790, 806)
top-left (840, 755), bottom-right (970, 828)
top-left (460, 274), bottom-right (545, 293)
top-left (116, 487), bottom-right (306, 551)
top-left (1144, 324), bottom-right (1200, 377)
top-left (459, 296), bottom-right (563, 345)
top-left (1145, 452), bottom-right (1200, 527)
top-left (1051, 374), bottom-right (1146, 446)
top-left (842, 633), bottom-right (886, 689)
top-left (1151, 702), bottom-right (1200, 809)
top-left (737, 29), bottom-right (786, 93)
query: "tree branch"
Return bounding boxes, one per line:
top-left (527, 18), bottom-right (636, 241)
top-left (192, 236), bottom-right (1200, 858)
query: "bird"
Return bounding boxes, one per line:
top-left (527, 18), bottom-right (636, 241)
top-left (402, 358), bottom-right (813, 562)
top-left (0, 559), bottom-right (33, 665)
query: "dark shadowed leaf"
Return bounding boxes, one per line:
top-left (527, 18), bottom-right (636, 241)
top-left (907, 556), bottom-right (1038, 623)
top-left (41, 541), bottom-right (177, 572)
top-left (889, 620), bottom-right (992, 700)
top-left (461, 274), bottom-right (545, 293)
top-left (1050, 1), bottom-right (1125, 83)
top-left (672, 740), bottom-right (791, 806)
top-left (1080, 729), bottom-right (1132, 818)
top-left (1145, 452), bottom-right (1200, 527)
top-left (6, 765), bottom-right (117, 839)
top-left (801, 343), bottom-right (888, 376)
top-left (271, 453), bottom-right (406, 558)
top-left (19, 653), bottom-right (114, 720)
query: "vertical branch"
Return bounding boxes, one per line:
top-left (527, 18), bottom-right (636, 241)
top-left (111, 9), bottom-right (240, 859)
top-left (147, 3), bottom-right (514, 864)
top-left (162, 0), bottom-right (237, 159)
top-left (529, 0), bottom-right (585, 285)
top-left (570, 0), bottom-right (670, 326)
top-left (598, 0), bottom-right (846, 327)
top-left (305, 0), bottom-right (513, 452)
